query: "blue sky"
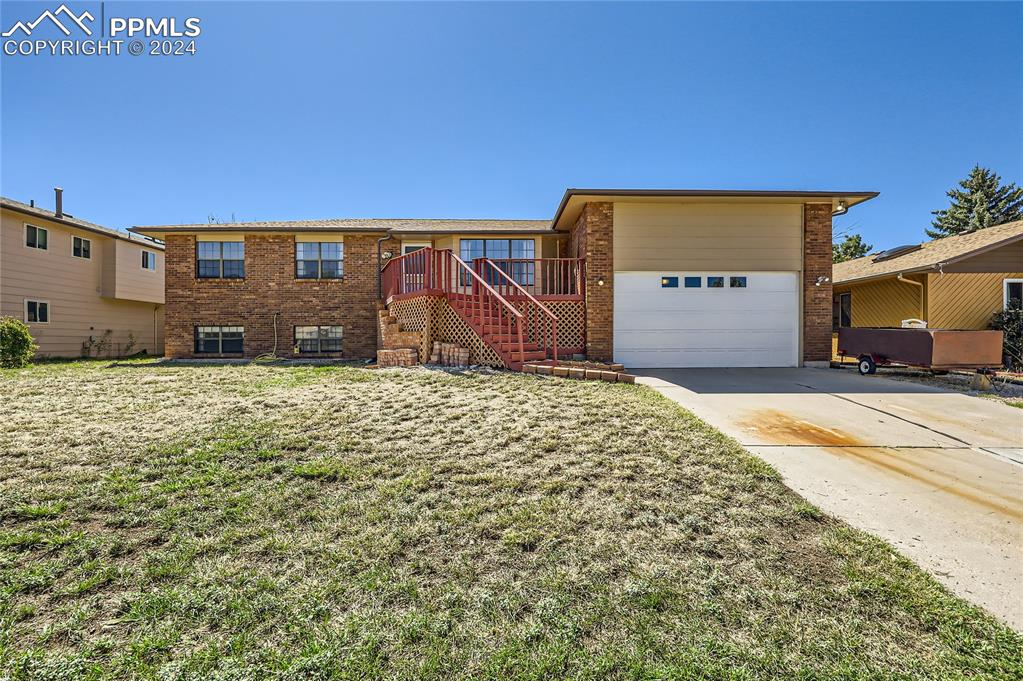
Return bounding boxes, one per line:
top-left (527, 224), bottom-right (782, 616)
top-left (2, 1), bottom-right (1021, 249)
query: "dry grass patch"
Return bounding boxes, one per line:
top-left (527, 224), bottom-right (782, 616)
top-left (0, 360), bottom-right (1020, 680)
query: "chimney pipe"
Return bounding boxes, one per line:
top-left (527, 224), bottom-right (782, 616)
top-left (54, 187), bottom-right (63, 218)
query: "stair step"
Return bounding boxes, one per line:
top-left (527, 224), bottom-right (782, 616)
top-left (509, 350), bottom-right (547, 362)
top-left (495, 342), bottom-right (540, 352)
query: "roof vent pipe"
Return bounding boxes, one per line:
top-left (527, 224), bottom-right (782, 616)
top-left (54, 187), bottom-right (63, 218)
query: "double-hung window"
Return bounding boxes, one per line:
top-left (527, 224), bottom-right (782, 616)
top-left (73, 236), bottom-right (91, 259)
top-left (25, 225), bottom-right (48, 250)
top-left (294, 326), bottom-right (343, 353)
top-left (197, 241), bottom-right (245, 278)
top-left (296, 242), bottom-right (343, 279)
top-left (194, 326), bottom-right (244, 353)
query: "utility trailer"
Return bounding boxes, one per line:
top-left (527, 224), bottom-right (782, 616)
top-left (837, 327), bottom-right (1004, 375)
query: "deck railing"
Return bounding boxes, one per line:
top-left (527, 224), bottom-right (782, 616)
top-left (477, 259), bottom-right (559, 362)
top-left (381, 247), bottom-right (527, 367)
top-left (480, 258), bottom-right (584, 299)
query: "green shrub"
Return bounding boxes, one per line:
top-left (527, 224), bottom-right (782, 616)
top-left (0, 316), bottom-right (37, 368)
top-left (991, 301), bottom-right (1022, 369)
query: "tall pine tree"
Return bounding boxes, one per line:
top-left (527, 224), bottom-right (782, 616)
top-left (928, 166), bottom-right (1023, 239)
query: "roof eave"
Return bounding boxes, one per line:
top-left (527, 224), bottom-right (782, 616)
top-left (3, 201), bottom-right (165, 250)
top-left (550, 188), bottom-right (880, 230)
top-left (833, 228), bottom-right (1023, 285)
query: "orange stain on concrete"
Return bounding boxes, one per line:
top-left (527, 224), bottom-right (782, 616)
top-left (743, 409), bottom-right (1023, 521)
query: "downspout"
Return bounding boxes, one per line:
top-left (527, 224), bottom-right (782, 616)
top-left (897, 273), bottom-right (925, 321)
top-left (376, 235), bottom-right (392, 299)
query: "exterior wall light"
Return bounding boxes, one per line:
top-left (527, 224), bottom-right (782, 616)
top-left (597, 278), bottom-right (605, 286)
top-left (815, 275), bottom-right (830, 286)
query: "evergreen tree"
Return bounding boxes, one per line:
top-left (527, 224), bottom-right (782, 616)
top-left (832, 233), bottom-right (872, 263)
top-left (928, 166), bottom-right (1023, 239)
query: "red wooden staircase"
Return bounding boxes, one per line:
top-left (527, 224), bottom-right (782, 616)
top-left (381, 247), bottom-right (559, 370)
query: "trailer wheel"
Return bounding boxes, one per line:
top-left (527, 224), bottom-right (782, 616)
top-left (858, 356), bottom-right (877, 375)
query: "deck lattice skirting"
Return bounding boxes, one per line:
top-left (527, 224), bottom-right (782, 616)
top-left (387, 294), bottom-right (504, 367)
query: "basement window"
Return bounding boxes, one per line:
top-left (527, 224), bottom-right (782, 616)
top-left (194, 326), bottom-right (244, 354)
top-left (294, 326), bottom-right (343, 353)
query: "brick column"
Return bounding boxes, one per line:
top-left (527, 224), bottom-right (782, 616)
top-left (574, 202), bottom-right (614, 362)
top-left (802, 203), bottom-right (833, 365)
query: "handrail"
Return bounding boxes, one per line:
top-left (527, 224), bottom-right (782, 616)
top-left (479, 258), bottom-right (558, 362)
top-left (381, 248), bottom-right (527, 369)
top-left (448, 252), bottom-right (524, 319)
top-left (483, 258), bottom-right (585, 298)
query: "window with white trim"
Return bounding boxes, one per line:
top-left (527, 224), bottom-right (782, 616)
top-left (296, 242), bottom-right (343, 279)
top-left (26, 300), bottom-right (49, 323)
top-left (142, 250), bottom-right (157, 270)
top-left (294, 326), bottom-right (343, 353)
top-left (25, 224), bottom-right (48, 250)
top-left (194, 326), bottom-right (244, 353)
top-left (1005, 279), bottom-right (1023, 309)
top-left (73, 236), bottom-right (91, 259)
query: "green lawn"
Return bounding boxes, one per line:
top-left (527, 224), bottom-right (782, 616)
top-left (1, 361), bottom-right (1020, 680)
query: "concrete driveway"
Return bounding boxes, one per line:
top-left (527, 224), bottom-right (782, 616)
top-left (635, 367), bottom-right (1023, 629)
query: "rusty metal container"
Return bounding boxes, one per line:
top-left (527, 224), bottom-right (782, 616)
top-left (837, 328), bottom-right (1004, 371)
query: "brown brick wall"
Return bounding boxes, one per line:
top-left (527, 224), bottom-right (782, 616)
top-left (574, 202), bottom-right (614, 361)
top-left (164, 234), bottom-right (382, 359)
top-left (802, 203), bottom-right (833, 363)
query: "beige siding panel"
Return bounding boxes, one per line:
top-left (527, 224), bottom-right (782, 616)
top-left (296, 233), bottom-right (344, 243)
top-left (613, 202), bottom-right (803, 271)
top-left (927, 271), bottom-right (1023, 329)
top-left (1, 209), bottom-right (164, 357)
top-left (835, 275), bottom-right (924, 327)
top-left (114, 239), bottom-right (164, 303)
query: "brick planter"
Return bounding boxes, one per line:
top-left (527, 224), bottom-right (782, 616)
top-left (377, 348), bottom-right (418, 367)
top-left (522, 360), bottom-right (636, 384)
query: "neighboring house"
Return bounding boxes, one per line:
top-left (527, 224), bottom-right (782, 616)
top-left (833, 220), bottom-right (1023, 331)
top-left (131, 189), bottom-right (876, 369)
top-left (1, 190), bottom-right (165, 357)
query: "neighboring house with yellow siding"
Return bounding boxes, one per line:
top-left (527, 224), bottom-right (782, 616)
top-left (1, 190), bottom-right (165, 358)
top-left (832, 220), bottom-right (1023, 333)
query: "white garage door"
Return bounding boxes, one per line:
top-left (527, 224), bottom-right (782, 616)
top-left (614, 272), bottom-right (799, 368)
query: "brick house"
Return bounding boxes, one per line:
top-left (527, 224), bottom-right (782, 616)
top-left (131, 189), bottom-right (876, 369)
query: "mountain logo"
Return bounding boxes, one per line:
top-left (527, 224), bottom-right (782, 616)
top-left (2, 4), bottom-right (95, 37)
